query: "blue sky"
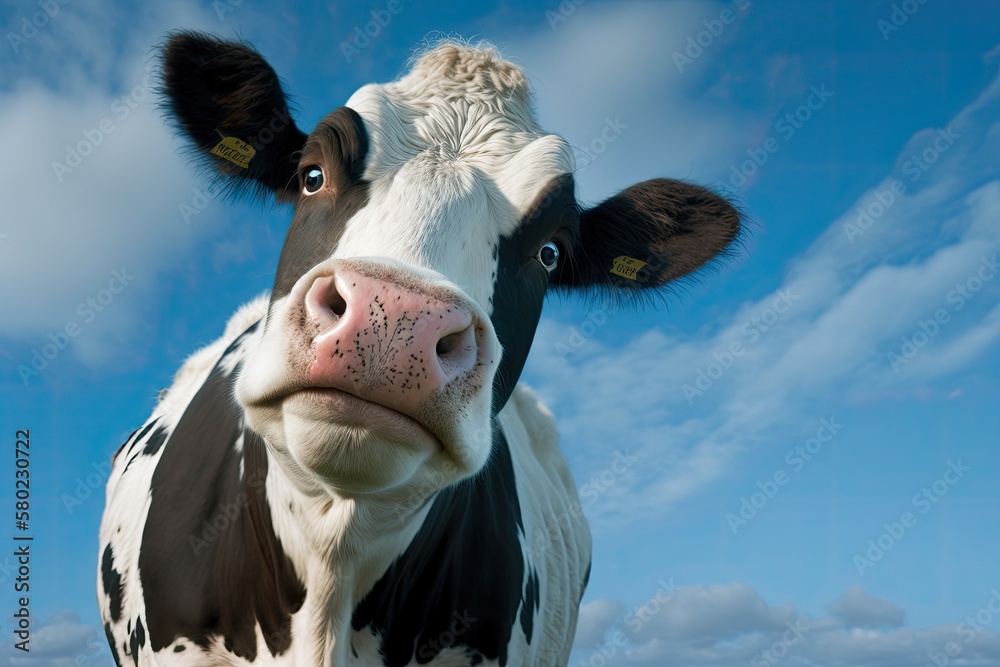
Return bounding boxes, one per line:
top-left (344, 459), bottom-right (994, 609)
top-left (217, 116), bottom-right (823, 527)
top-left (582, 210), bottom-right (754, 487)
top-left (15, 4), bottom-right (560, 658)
top-left (1, 1), bottom-right (998, 665)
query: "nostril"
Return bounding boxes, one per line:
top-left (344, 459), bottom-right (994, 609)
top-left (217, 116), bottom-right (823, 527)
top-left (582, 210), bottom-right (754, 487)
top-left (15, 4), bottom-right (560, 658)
top-left (436, 331), bottom-right (461, 357)
top-left (435, 324), bottom-right (476, 365)
top-left (329, 291), bottom-right (347, 318)
top-left (305, 275), bottom-right (349, 331)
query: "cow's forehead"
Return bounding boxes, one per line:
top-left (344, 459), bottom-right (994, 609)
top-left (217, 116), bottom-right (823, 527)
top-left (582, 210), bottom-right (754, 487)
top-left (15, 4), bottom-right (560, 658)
top-left (317, 43), bottom-right (576, 306)
top-left (343, 43), bottom-right (575, 216)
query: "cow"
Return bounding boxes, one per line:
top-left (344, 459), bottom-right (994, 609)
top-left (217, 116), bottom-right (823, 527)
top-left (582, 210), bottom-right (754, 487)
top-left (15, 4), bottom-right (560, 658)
top-left (98, 31), bottom-right (742, 667)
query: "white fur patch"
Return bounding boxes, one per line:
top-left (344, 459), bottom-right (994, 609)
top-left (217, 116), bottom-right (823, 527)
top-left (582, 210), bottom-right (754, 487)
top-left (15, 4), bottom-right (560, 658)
top-left (339, 42), bottom-right (575, 310)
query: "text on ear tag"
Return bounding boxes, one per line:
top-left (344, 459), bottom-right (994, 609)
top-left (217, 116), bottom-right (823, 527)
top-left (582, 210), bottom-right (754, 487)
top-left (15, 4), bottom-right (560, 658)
top-left (610, 255), bottom-right (647, 280)
top-left (211, 135), bottom-right (256, 168)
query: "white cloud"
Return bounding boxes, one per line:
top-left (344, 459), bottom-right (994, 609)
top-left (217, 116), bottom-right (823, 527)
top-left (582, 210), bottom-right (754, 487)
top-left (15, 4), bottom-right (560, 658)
top-left (525, 53), bottom-right (1000, 529)
top-left (571, 583), bottom-right (1000, 667)
top-left (0, 1), bottom-right (244, 367)
top-left (0, 610), bottom-right (112, 667)
top-left (827, 586), bottom-right (905, 629)
top-left (508, 1), bottom-right (766, 202)
top-left (575, 598), bottom-right (624, 648)
top-left (906, 301), bottom-right (1000, 380)
top-left (630, 582), bottom-right (796, 643)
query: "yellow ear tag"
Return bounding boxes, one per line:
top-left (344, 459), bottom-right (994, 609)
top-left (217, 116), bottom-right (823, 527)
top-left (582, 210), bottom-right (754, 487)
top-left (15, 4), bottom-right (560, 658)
top-left (610, 255), bottom-right (647, 280)
top-left (210, 134), bottom-right (256, 169)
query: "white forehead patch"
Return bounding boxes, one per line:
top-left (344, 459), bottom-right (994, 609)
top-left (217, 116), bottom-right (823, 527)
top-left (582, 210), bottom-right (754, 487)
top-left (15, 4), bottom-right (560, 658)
top-left (333, 42), bottom-right (576, 309)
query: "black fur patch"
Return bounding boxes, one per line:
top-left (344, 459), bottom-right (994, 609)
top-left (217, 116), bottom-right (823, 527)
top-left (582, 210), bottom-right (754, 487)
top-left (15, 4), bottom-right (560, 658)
top-left (138, 346), bottom-right (304, 661)
top-left (127, 418), bottom-right (160, 459)
top-left (519, 568), bottom-right (539, 644)
top-left (113, 427), bottom-right (141, 465)
top-left (105, 623), bottom-right (122, 666)
top-left (221, 320), bottom-right (260, 357)
top-left (101, 545), bottom-right (124, 622)
top-left (142, 426), bottom-right (168, 456)
top-left (270, 107), bottom-right (370, 300)
top-left (128, 616), bottom-right (146, 665)
top-left (491, 174), bottom-right (578, 411)
top-left (351, 429), bottom-right (529, 667)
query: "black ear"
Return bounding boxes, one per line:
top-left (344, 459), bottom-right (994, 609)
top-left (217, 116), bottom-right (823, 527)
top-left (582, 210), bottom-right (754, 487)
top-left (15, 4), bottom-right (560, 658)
top-left (552, 179), bottom-right (742, 292)
top-left (160, 31), bottom-right (308, 202)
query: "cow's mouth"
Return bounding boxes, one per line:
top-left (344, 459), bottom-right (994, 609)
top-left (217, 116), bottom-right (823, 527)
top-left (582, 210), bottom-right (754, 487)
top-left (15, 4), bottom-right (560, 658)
top-left (289, 387), bottom-right (441, 452)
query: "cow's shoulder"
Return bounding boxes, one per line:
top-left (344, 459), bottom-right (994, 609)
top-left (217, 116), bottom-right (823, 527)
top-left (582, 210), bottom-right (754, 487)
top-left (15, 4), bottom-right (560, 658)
top-left (498, 385), bottom-right (593, 665)
top-left (501, 384), bottom-right (577, 492)
top-left (98, 295), bottom-right (272, 666)
top-left (103, 294), bottom-right (268, 499)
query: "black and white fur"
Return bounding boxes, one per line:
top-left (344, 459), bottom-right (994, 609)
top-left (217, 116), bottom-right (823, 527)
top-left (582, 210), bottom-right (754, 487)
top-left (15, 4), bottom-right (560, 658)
top-left (98, 33), bottom-right (741, 667)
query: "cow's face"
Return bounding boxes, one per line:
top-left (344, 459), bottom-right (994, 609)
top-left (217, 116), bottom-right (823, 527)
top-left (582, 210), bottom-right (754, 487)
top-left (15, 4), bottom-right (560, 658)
top-left (162, 33), bottom-right (741, 498)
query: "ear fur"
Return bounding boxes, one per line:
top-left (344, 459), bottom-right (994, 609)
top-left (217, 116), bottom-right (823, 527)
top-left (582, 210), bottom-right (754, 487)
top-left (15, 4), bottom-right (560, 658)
top-left (160, 31), bottom-right (307, 202)
top-left (553, 179), bottom-right (743, 292)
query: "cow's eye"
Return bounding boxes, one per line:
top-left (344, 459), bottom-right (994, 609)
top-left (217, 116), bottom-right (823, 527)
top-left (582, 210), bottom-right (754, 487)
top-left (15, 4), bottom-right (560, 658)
top-left (537, 241), bottom-right (560, 271)
top-left (303, 166), bottom-right (324, 195)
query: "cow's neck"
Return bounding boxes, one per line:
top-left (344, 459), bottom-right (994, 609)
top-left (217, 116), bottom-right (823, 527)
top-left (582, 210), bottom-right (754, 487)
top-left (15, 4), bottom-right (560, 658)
top-left (264, 420), bottom-right (533, 666)
top-left (145, 334), bottom-right (533, 664)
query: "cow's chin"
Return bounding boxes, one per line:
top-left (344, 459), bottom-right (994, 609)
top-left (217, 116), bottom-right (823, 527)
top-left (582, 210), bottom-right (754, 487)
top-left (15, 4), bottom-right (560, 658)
top-left (246, 388), bottom-right (488, 496)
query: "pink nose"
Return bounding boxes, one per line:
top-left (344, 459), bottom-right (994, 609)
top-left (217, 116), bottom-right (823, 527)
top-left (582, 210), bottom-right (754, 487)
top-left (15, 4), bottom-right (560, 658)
top-left (302, 269), bottom-right (480, 417)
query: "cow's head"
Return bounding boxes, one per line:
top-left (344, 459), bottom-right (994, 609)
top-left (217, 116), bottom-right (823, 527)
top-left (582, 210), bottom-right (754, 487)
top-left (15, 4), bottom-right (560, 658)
top-left (162, 33), bottom-right (741, 499)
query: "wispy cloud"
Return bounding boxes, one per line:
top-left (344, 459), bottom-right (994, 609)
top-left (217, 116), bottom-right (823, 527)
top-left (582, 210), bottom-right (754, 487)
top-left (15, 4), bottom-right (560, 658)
top-left (525, 53), bottom-right (1000, 531)
top-left (509, 1), bottom-right (766, 201)
top-left (0, 1), bottom-right (252, 368)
